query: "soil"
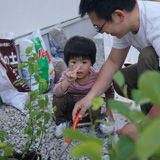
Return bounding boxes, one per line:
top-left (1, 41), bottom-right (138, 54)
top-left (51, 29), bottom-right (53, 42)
top-left (9, 151), bottom-right (41, 160)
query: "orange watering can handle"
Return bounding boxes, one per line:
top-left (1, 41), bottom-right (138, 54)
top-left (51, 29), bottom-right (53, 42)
top-left (64, 110), bottom-right (81, 144)
top-left (72, 109), bottom-right (81, 130)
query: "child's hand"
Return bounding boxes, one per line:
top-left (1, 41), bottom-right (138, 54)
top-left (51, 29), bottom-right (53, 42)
top-left (66, 64), bottom-right (82, 82)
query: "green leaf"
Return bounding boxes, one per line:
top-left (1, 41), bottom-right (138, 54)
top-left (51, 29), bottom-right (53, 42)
top-left (12, 79), bottom-right (19, 85)
top-left (14, 79), bottom-right (27, 86)
top-left (136, 118), bottom-right (160, 160)
top-left (38, 64), bottom-right (42, 69)
top-left (0, 137), bottom-right (5, 141)
top-left (132, 89), bottom-right (150, 105)
top-left (28, 64), bottom-right (34, 75)
top-left (36, 112), bottom-right (42, 120)
top-left (31, 119), bottom-right (36, 125)
top-left (28, 57), bottom-right (35, 63)
top-left (38, 99), bottom-right (45, 108)
top-left (44, 112), bottom-right (51, 124)
top-left (38, 71), bottom-right (42, 74)
top-left (33, 63), bottom-right (38, 73)
top-left (12, 64), bottom-right (18, 68)
top-left (53, 106), bottom-right (57, 112)
top-left (63, 129), bottom-right (103, 160)
top-left (39, 79), bottom-right (46, 83)
top-left (138, 71), bottom-right (160, 105)
top-left (129, 110), bottom-right (145, 123)
top-left (36, 130), bottom-right (41, 137)
top-left (34, 74), bottom-right (41, 82)
top-left (32, 135), bottom-right (36, 142)
top-left (95, 119), bottom-right (114, 127)
top-left (24, 126), bottom-right (33, 135)
top-left (25, 47), bottom-right (33, 54)
top-left (71, 141), bottom-right (102, 160)
top-left (32, 82), bottom-right (39, 86)
top-left (30, 111), bottom-right (37, 118)
top-left (40, 126), bottom-right (46, 133)
top-left (108, 100), bottom-right (130, 120)
top-left (44, 112), bottom-right (50, 121)
top-left (24, 126), bottom-right (29, 134)
top-left (0, 131), bottom-right (9, 140)
top-left (45, 95), bottom-right (48, 106)
top-left (63, 129), bottom-right (103, 143)
top-left (25, 101), bottom-right (31, 110)
top-left (91, 97), bottom-right (104, 110)
top-left (63, 129), bottom-right (88, 141)
top-left (52, 113), bottom-right (56, 120)
top-left (39, 87), bottom-right (46, 95)
top-left (116, 135), bottom-right (136, 160)
top-left (109, 100), bottom-right (145, 123)
top-left (0, 142), bottom-right (5, 148)
top-left (20, 63), bottom-right (27, 69)
top-left (4, 146), bottom-right (13, 156)
top-left (22, 61), bottom-right (29, 64)
top-left (44, 119), bottom-right (48, 124)
top-left (43, 83), bottom-right (48, 90)
top-left (37, 122), bottom-right (42, 128)
top-left (30, 90), bottom-right (39, 101)
top-left (33, 53), bottom-right (40, 62)
top-left (32, 89), bottom-right (39, 98)
top-left (113, 70), bottom-right (125, 87)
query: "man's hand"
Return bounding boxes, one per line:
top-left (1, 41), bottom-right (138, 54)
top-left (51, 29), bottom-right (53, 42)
top-left (72, 96), bottom-right (92, 121)
top-left (116, 122), bottom-right (138, 141)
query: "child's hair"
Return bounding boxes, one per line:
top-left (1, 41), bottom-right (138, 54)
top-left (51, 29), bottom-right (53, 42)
top-left (79, 0), bottom-right (136, 21)
top-left (64, 35), bottom-right (96, 66)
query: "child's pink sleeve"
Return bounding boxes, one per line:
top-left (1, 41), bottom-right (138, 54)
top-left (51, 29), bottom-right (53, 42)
top-left (53, 71), bottom-right (69, 97)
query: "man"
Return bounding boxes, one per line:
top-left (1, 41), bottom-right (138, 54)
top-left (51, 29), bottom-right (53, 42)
top-left (72, 0), bottom-right (160, 140)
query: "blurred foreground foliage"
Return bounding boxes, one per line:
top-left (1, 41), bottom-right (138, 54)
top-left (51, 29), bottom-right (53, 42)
top-left (63, 70), bottom-right (160, 160)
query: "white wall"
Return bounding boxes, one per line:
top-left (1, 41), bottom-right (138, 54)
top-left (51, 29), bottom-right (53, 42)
top-left (0, 0), bottom-right (80, 38)
top-left (0, 0), bottom-right (97, 69)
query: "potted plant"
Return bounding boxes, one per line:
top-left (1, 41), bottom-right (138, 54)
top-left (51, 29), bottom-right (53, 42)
top-left (7, 46), bottom-right (56, 160)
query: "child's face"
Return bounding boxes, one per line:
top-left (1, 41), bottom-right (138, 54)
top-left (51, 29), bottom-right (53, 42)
top-left (68, 56), bottom-right (92, 80)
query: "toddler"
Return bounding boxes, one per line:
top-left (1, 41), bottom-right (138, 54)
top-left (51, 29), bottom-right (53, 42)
top-left (53, 36), bottom-right (115, 138)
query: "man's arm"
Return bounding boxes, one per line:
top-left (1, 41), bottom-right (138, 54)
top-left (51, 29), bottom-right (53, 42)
top-left (72, 47), bottom-right (130, 120)
top-left (147, 104), bottom-right (160, 120)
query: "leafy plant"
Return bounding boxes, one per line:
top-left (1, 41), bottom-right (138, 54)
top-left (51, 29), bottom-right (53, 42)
top-left (12, 46), bottom-right (56, 159)
top-left (0, 130), bottom-right (15, 160)
top-left (63, 70), bottom-right (160, 160)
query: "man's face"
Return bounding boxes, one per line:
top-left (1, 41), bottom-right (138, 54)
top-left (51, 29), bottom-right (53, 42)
top-left (88, 11), bottom-right (127, 38)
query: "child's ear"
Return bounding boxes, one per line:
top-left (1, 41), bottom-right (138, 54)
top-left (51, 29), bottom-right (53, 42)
top-left (112, 9), bottom-right (125, 23)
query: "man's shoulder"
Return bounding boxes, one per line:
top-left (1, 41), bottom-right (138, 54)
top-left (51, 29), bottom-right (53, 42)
top-left (138, 0), bottom-right (160, 13)
top-left (138, 0), bottom-right (160, 31)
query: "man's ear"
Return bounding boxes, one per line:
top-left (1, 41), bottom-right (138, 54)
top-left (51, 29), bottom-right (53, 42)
top-left (112, 9), bottom-right (125, 23)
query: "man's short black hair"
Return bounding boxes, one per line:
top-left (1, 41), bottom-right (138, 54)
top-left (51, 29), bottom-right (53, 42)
top-left (79, 0), bottom-right (136, 21)
top-left (64, 36), bottom-right (96, 66)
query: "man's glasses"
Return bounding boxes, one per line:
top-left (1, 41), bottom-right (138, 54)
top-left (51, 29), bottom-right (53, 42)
top-left (93, 20), bottom-right (107, 33)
